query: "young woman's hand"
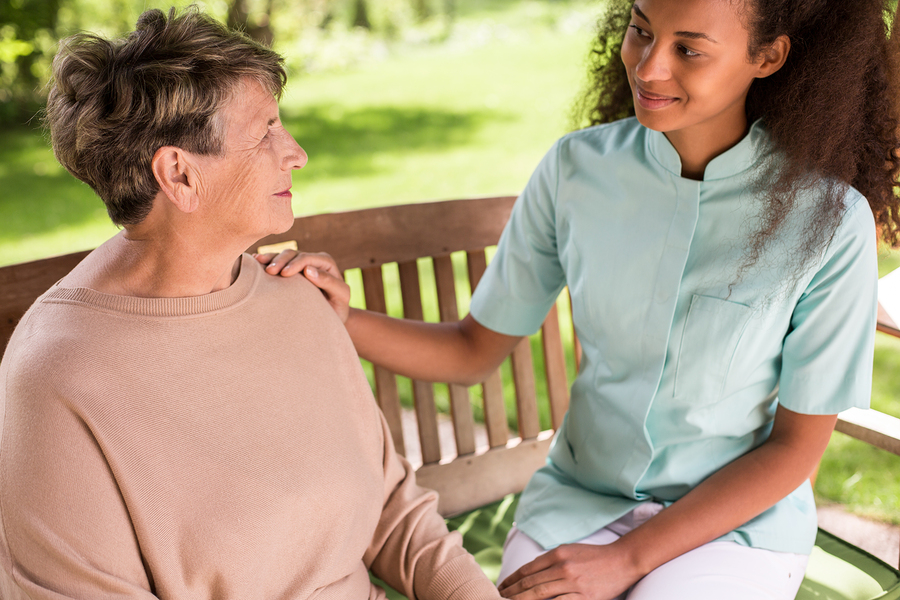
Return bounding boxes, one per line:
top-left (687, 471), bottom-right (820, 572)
top-left (498, 542), bottom-right (641, 600)
top-left (254, 250), bottom-right (350, 323)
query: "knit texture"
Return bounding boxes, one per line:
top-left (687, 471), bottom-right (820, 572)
top-left (0, 254), bottom-right (500, 600)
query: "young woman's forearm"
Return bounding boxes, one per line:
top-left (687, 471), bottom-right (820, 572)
top-left (614, 405), bottom-right (837, 579)
top-left (344, 309), bottom-right (522, 386)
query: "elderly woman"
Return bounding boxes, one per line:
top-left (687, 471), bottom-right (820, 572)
top-left (0, 8), bottom-right (499, 600)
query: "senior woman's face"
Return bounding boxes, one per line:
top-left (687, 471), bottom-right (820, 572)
top-left (192, 78), bottom-right (307, 242)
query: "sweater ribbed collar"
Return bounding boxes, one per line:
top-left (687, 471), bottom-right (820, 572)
top-left (45, 253), bottom-right (260, 318)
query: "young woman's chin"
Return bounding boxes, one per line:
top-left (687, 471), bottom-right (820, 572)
top-left (632, 108), bottom-right (680, 133)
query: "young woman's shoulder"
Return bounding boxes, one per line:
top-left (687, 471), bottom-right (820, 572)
top-left (554, 117), bottom-right (646, 164)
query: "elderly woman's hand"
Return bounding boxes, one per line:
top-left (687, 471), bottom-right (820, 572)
top-left (255, 250), bottom-right (351, 323)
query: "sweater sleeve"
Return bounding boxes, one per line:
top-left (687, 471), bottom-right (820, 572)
top-left (364, 409), bottom-right (501, 600)
top-left (0, 321), bottom-right (157, 600)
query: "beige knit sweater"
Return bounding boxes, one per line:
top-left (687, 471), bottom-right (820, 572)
top-left (0, 253), bottom-right (500, 600)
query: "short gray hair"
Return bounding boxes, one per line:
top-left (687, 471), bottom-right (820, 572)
top-left (44, 6), bottom-right (287, 225)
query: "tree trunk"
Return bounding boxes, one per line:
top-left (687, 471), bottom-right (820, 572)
top-left (444, 0), bottom-right (455, 21)
top-left (352, 0), bottom-right (371, 29)
top-left (227, 0), bottom-right (275, 46)
top-left (413, 0), bottom-right (430, 22)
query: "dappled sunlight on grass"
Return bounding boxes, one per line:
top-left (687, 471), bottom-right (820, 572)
top-left (0, 21), bottom-right (588, 265)
top-left (283, 104), bottom-right (508, 183)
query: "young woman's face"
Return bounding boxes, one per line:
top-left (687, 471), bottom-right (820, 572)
top-left (620, 0), bottom-right (763, 138)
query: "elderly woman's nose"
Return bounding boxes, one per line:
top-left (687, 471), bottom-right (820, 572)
top-left (283, 134), bottom-right (308, 170)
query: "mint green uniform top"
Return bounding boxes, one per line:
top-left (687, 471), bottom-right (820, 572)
top-left (468, 117), bottom-right (877, 555)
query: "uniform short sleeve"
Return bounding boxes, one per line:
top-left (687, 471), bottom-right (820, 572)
top-left (778, 193), bottom-right (878, 415)
top-left (469, 141), bottom-right (566, 336)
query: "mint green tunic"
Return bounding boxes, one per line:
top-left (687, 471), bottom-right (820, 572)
top-left (468, 118), bottom-right (877, 555)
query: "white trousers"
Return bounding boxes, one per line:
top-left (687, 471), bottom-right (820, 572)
top-left (498, 503), bottom-right (809, 600)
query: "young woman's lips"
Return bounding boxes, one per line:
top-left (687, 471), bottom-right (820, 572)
top-left (636, 87), bottom-right (677, 110)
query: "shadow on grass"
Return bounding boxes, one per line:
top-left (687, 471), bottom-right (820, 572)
top-left (0, 104), bottom-right (508, 242)
top-left (282, 103), bottom-right (510, 181)
top-left (0, 123), bottom-right (109, 243)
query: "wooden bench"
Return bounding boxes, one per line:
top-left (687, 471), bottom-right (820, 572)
top-left (2, 196), bottom-right (900, 585)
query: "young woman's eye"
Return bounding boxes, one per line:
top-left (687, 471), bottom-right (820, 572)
top-left (678, 45), bottom-right (700, 58)
top-left (629, 24), bottom-right (649, 38)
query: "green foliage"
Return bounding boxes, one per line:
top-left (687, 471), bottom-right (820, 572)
top-left (0, 0), bottom-right (60, 125)
top-left (0, 1), bottom-right (594, 265)
top-left (815, 333), bottom-right (900, 524)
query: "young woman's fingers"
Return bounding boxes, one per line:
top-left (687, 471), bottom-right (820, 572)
top-left (293, 252), bottom-right (342, 279)
top-left (262, 251), bottom-right (341, 279)
top-left (253, 252), bottom-right (278, 265)
top-left (304, 265), bottom-right (351, 323)
top-left (499, 568), bottom-right (569, 600)
top-left (498, 552), bottom-right (558, 591)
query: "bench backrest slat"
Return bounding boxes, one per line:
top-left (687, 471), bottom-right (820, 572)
top-left (360, 265), bottom-right (406, 456)
top-left (394, 259), bottom-right (444, 465)
top-left (510, 339), bottom-right (541, 440)
top-left (1, 250), bottom-right (91, 348)
top-left (541, 304), bottom-right (571, 430)
top-left (432, 255), bottom-right (478, 456)
top-left (254, 196), bottom-right (516, 271)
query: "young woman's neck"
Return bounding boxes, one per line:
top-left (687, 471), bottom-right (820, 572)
top-left (664, 112), bottom-right (749, 180)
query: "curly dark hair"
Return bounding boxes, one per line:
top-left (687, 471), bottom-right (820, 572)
top-left (44, 6), bottom-right (287, 226)
top-left (575, 0), bottom-right (900, 273)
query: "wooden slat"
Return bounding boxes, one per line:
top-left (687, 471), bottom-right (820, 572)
top-left (361, 267), bottom-right (405, 456)
top-left (466, 249), bottom-right (509, 448)
top-left (433, 255), bottom-right (476, 456)
top-left (416, 431), bottom-right (554, 517)
top-left (398, 260), bottom-right (442, 465)
top-left (1, 198), bottom-right (517, 355)
top-left (836, 407), bottom-right (900, 456)
top-left (0, 250), bottom-right (91, 353)
top-left (510, 338), bottom-right (541, 440)
top-left (253, 196), bottom-right (516, 272)
top-left (877, 302), bottom-right (900, 338)
top-left (541, 304), bottom-right (570, 431)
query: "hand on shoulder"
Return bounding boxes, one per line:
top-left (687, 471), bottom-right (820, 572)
top-left (254, 250), bottom-right (351, 323)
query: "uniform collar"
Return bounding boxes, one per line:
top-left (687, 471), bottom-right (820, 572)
top-left (646, 119), bottom-right (770, 181)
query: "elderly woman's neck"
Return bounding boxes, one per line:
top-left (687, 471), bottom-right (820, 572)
top-left (72, 227), bottom-right (245, 299)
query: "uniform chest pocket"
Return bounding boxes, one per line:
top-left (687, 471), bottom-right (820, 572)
top-left (674, 294), bottom-right (753, 406)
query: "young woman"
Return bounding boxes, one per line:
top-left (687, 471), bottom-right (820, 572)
top-left (261, 0), bottom-right (900, 597)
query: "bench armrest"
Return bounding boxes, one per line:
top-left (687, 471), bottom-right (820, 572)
top-left (835, 407), bottom-right (900, 456)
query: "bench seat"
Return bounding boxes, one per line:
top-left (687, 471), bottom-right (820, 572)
top-left (374, 495), bottom-right (900, 600)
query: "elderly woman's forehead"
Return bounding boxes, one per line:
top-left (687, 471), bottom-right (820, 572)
top-left (215, 78), bottom-right (279, 135)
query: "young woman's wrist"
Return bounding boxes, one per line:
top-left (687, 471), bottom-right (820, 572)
top-left (609, 533), bottom-right (656, 583)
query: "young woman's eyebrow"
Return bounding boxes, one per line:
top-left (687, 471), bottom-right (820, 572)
top-left (631, 4), bottom-right (719, 44)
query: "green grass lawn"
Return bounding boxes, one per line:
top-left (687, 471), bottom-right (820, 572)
top-left (0, 0), bottom-right (596, 266)
top-left (1, 0), bottom-right (899, 525)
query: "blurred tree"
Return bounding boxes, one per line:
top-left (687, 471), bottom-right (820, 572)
top-left (412, 0), bottom-right (430, 22)
top-left (352, 0), bottom-right (371, 29)
top-left (0, 0), bottom-right (61, 124)
top-left (444, 0), bottom-right (455, 20)
top-left (227, 0), bottom-right (275, 46)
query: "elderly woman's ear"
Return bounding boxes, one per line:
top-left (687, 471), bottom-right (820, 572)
top-left (151, 146), bottom-right (200, 214)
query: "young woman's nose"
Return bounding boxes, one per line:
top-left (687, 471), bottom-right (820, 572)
top-left (634, 42), bottom-right (671, 82)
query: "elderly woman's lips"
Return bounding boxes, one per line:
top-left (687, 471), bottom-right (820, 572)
top-left (274, 189), bottom-right (292, 198)
top-left (636, 88), bottom-right (677, 110)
